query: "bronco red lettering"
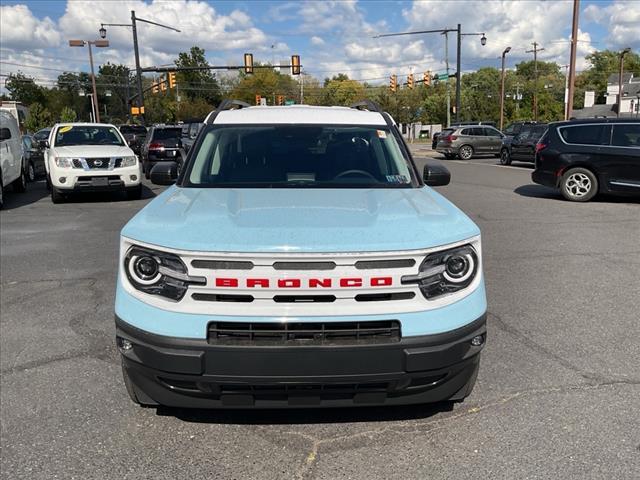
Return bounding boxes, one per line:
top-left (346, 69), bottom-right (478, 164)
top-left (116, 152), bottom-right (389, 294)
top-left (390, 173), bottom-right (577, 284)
top-left (247, 278), bottom-right (270, 288)
top-left (309, 278), bottom-right (332, 288)
top-left (216, 278), bottom-right (238, 288)
top-left (278, 279), bottom-right (301, 288)
top-left (371, 277), bottom-right (392, 287)
top-left (340, 278), bottom-right (362, 287)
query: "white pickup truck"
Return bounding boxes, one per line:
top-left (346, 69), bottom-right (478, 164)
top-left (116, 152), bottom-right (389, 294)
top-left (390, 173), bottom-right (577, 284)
top-left (0, 110), bottom-right (27, 209)
top-left (44, 123), bottom-right (142, 203)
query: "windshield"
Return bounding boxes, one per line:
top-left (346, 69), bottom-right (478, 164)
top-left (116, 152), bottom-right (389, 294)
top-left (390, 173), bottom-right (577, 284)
top-left (34, 129), bottom-right (50, 141)
top-left (186, 125), bottom-right (415, 188)
top-left (54, 125), bottom-right (124, 147)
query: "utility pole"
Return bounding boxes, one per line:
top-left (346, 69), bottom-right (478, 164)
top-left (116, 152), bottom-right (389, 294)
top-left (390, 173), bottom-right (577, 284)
top-left (515, 83), bottom-right (521, 116)
top-left (526, 41), bottom-right (545, 121)
top-left (500, 47), bottom-right (511, 130)
top-left (561, 64), bottom-right (569, 120)
top-left (444, 31), bottom-right (451, 127)
top-left (618, 48), bottom-right (632, 117)
top-left (456, 24), bottom-right (461, 123)
top-left (566, 0), bottom-right (580, 120)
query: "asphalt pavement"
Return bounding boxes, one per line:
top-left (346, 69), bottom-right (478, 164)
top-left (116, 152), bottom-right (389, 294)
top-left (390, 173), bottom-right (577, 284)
top-left (1, 150), bottom-right (639, 479)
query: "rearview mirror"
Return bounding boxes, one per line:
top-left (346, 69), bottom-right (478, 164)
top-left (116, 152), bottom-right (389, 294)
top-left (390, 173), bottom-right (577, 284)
top-left (150, 161), bottom-right (179, 185)
top-left (423, 163), bottom-right (451, 187)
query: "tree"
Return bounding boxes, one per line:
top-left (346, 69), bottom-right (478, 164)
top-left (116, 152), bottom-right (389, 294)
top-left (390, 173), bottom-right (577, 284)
top-left (59, 106), bottom-right (77, 122)
top-left (321, 74), bottom-right (365, 106)
top-left (5, 73), bottom-right (46, 106)
top-left (174, 47), bottom-right (221, 105)
top-left (574, 49), bottom-right (640, 105)
top-left (24, 103), bottom-right (53, 133)
top-left (229, 65), bottom-right (299, 105)
top-left (98, 63), bottom-right (133, 122)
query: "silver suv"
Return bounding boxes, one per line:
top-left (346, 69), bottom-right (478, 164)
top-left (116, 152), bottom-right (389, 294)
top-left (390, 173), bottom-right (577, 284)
top-left (436, 125), bottom-right (505, 160)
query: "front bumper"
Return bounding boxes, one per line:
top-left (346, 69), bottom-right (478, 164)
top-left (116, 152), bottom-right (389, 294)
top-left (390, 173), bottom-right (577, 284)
top-left (50, 165), bottom-right (142, 191)
top-left (117, 313), bottom-right (486, 408)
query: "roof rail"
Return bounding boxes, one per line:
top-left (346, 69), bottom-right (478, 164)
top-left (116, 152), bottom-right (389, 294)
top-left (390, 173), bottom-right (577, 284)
top-left (350, 100), bottom-right (383, 113)
top-left (206, 99), bottom-right (251, 124)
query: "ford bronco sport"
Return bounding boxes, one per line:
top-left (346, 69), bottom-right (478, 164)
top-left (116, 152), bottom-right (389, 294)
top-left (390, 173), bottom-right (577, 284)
top-left (115, 100), bottom-right (487, 408)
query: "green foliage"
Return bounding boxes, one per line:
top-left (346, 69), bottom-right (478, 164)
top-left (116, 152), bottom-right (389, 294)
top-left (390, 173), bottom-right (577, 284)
top-left (574, 49), bottom-right (640, 105)
top-left (24, 103), bottom-right (53, 133)
top-left (321, 76), bottom-right (366, 106)
top-left (175, 46), bottom-right (221, 105)
top-left (5, 73), bottom-right (46, 106)
top-left (228, 64), bottom-right (299, 105)
top-left (59, 106), bottom-right (77, 122)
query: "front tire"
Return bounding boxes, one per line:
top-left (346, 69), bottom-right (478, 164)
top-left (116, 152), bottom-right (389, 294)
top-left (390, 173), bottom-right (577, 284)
top-left (560, 167), bottom-right (598, 202)
top-left (458, 145), bottom-right (474, 160)
top-left (499, 148), bottom-right (512, 165)
top-left (12, 164), bottom-right (27, 192)
top-left (51, 187), bottom-right (65, 204)
top-left (27, 161), bottom-right (36, 182)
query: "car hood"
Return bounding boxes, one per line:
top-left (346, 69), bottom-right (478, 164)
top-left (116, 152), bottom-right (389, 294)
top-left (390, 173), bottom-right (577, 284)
top-left (122, 186), bottom-right (480, 253)
top-left (52, 145), bottom-right (134, 157)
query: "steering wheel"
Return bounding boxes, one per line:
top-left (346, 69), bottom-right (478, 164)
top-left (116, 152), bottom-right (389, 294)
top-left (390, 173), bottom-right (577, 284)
top-left (333, 169), bottom-right (378, 181)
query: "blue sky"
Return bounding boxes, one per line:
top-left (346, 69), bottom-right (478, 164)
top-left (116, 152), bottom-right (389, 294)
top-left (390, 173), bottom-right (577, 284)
top-left (1, 0), bottom-right (638, 90)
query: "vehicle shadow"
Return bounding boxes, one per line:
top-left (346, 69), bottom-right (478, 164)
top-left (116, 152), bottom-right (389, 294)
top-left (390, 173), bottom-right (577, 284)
top-left (515, 184), bottom-right (640, 204)
top-left (0, 180), bottom-right (50, 211)
top-left (55, 184), bottom-right (158, 204)
top-left (157, 401), bottom-right (456, 425)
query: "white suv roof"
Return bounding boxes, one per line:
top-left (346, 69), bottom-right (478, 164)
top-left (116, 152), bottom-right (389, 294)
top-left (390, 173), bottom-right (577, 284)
top-left (212, 105), bottom-right (387, 126)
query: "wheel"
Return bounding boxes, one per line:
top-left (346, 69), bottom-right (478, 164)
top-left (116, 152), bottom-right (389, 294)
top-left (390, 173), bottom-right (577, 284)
top-left (0, 179), bottom-right (4, 210)
top-left (499, 148), bottom-right (512, 165)
top-left (27, 161), bottom-right (36, 182)
top-left (458, 145), bottom-right (474, 160)
top-left (144, 161), bottom-right (150, 179)
top-left (560, 167), bottom-right (598, 202)
top-left (126, 185), bottom-right (142, 200)
top-left (12, 164), bottom-right (27, 192)
top-left (45, 174), bottom-right (51, 191)
top-left (51, 187), bottom-right (65, 204)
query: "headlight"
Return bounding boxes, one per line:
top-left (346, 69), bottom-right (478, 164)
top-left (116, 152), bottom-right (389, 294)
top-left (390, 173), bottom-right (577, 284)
top-left (54, 157), bottom-right (73, 168)
top-left (120, 156), bottom-right (137, 167)
top-left (401, 244), bottom-right (478, 299)
top-left (124, 246), bottom-right (205, 301)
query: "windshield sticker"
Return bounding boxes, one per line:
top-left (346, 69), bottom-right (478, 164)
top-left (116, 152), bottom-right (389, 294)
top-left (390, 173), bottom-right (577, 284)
top-left (386, 175), bottom-right (408, 184)
top-left (59, 126), bottom-right (73, 133)
top-left (377, 130), bottom-right (387, 138)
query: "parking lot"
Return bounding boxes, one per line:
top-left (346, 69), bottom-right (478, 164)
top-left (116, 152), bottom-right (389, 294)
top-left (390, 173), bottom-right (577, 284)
top-left (1, 149), bottom-right (639, 479)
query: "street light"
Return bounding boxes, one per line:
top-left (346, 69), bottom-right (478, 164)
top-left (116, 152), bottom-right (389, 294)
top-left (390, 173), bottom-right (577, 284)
top-left (499, 46), bottom-right (511, 130)
top-left (618, 47), bottom-right (631, 117)
top-left (374, 25), bottom-right (486, 122)
top-left (100, 11), bottom-right (180, 125)
top-left (69, 39), bottom-right (109, 123)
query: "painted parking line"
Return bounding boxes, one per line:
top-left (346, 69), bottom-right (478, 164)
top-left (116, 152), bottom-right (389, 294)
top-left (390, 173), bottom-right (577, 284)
top-left (449, 160), bottom-right (532, 170)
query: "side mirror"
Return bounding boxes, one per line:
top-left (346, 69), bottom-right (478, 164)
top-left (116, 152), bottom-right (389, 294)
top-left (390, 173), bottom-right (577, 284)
top-left (150, 161), bottom-right (179, 185)
top-left (423, 163), bottom-right (451, 187)
top-left (38, 140), bottom-right (49, 149)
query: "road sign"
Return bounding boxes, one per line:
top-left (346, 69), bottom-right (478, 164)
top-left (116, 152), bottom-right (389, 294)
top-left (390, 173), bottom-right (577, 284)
top-left (437, 74), bottom-right (449, 81)
top-left (285, 100), bottom-right (295, 105)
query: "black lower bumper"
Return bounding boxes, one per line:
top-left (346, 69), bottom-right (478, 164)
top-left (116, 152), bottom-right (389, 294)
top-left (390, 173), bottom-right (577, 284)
top-left (116, 314), bottom-right (486, 408)
top-left (531, 169), bottom-right (558, 188)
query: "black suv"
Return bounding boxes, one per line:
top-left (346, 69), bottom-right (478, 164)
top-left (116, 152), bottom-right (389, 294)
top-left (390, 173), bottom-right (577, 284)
top-left (532, 119), bottom-right (639, 202)
top-left (141, 125), bottom-right (184, 178)
top-left (119, 124), bottom-right (147, 155)
top-left (500, 123), bottom-right (547, 165)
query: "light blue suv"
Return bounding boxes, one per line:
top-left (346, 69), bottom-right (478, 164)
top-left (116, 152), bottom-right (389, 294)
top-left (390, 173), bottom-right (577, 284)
top-left (115, 100), bottom-right (487, 408)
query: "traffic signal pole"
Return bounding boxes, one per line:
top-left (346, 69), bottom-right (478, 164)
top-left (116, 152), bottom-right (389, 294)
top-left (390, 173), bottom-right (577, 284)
top-left (131, 11), bottom-right (145, 124)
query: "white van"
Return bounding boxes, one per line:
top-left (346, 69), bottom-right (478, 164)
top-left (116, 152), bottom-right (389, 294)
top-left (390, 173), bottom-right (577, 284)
top-left (0, 110), bottom-right (27, 209)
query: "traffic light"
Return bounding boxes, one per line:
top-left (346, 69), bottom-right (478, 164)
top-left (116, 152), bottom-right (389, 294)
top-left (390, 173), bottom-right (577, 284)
top-left (255, 94), bottom-right (261, 105)
top-left (276, 95), bottom-right (285, 106)
top-left (168, 71), bottom-right (176, 89)
top-left (291, 55), bottom-right (301, 75)
top-left (389, 74), bottom-right (397, 93)
top-left (423, 71), bottom-right (431, 86)
top-left (407, 73), bottom-right (414, 89)
top-left (244, 53), bottom-right (254, 74)
top-left (152, 82), bottom-right (159, 94)
top-left (160, 76), bottom-right (167, 92)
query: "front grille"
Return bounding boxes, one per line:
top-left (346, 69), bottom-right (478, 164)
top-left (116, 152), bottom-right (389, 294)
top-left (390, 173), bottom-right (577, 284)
top-left (207, 320), bottom-right (401, 346)
top-left (86, 157), bottom-right (112, 169)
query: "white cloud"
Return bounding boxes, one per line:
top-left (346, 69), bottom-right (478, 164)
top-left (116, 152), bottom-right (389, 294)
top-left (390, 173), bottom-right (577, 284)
top-left (0, 4), bottom-right (62, 49)
top-left (583, 0), bottom-right (640, 49)
top-left (310, 36), bottom-right (325, 46)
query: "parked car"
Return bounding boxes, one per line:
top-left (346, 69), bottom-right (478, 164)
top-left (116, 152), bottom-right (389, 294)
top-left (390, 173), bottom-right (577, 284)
top-left (499, 123), bottom-right (548, 165)
top-left (34, 127), bottom-right (52, 143)
top-left (44, 123), bottom-right (142, 203)
top-left (180, 121), bottom-right (204, 153)
top-left (436, 125), bottom-right (505, 159)
top-left (119, 124), bottom-right (147, 155)
top-left (432, 129), bottom-right (452, 149)
top-left (532, 119), bottom-right (640, 202)
top-left (0, 110), bottom-right (27, 208)
top-left (115, 100), bottom-right (487, 409)
top-left (22, 134), bottom-right (46, 181)
top-left (140, 124), bottom-right (184, 178)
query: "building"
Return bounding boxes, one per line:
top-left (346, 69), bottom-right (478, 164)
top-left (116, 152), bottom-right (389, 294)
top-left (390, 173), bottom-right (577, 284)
top-left (572, 73), bottom-right (640, 118)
